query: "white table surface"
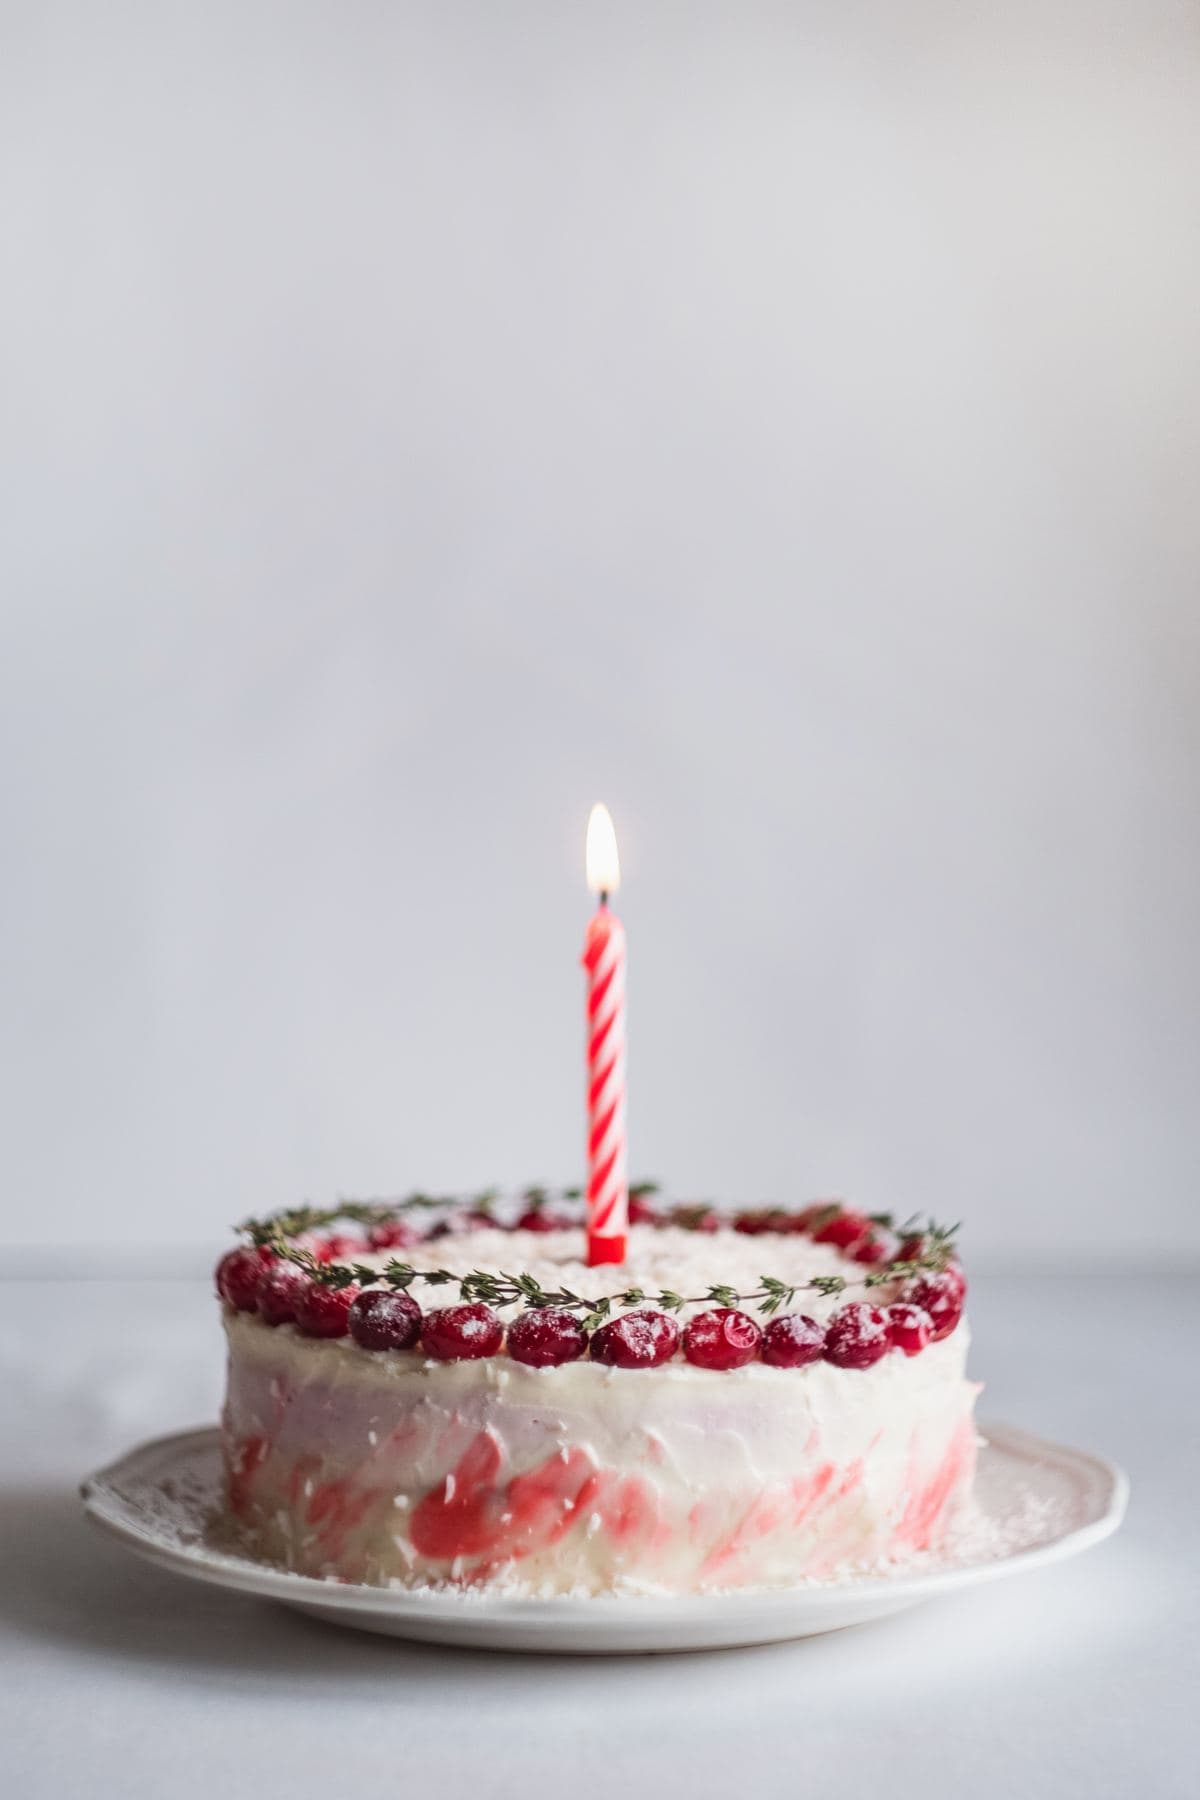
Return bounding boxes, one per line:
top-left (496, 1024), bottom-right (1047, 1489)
top-left (1, 1270), bottom-right (1192, 1800)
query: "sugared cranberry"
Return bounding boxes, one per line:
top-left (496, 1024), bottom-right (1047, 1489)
top-left (514, 1190), bottom-right (571, 1233)
top-left (348, 1288), bottom-right (422, 1351)
top-left (507, 1308), bottom-right (588, 1367)
top-left (216, 1247), bottom-right (271, 1312)
top-left (256, 1262), bottom-right (312, 1325)
top-left (515, 1209), bottom-right (571, 1233)
top-left (295, 1281), bottom-right (359, 1338)
top-left (823, 1302), bottom-right (891, 1369)
top-left (850, 1231), bottom-right (893, 1265)
top-left (316, 1233), bottom-right (367, 1263)
top-left (887, 1302), bottom-right (933, 1356)
top-left (940, 1262), bottom-right (968, 1304)
top-left (670, 1204), bottom-right (721, 1233)
top-left (903, 1273), bottom-right (964, 1341)
top-left (896, 1240), bottom-right (966, 1292)
top-left (734, 1208), bottom-right (787, 1235)
top-left (761, 1312), bottom-right (825, 1366)
top-left (682, 1308), bottom-right (762, 1370)
top-left (812, 1209), bottom-right (870, 1250)
top-left (369, 1220), bottom-right (415, 1251)
top-left (422, 1302), bottom-right (504, 1360)
top-left (737, 1209), bottom-right (791, 1238)
top-left (796, 1203), bottom-right (843, 1232)
top-left (800, 1203), bottom-right (843, 1237)
top-left (590, 1309), bottom-right (680, 1369)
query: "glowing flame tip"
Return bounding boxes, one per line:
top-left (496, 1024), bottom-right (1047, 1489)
top-left (585, 802), bottom-right (621, 896)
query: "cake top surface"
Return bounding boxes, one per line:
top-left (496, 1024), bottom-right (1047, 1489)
top-left (367, 1224), bottom-right (897, 1325)
top-left (218, 1196), bottom-right (966, 1369)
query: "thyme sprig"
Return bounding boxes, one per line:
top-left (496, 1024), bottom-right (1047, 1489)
top-left (238, 1199), bottom-right (959, 1328)
top-left (240, 1196), bottom-right (449, 1246)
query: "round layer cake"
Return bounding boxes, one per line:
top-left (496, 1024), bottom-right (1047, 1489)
top-left (215, 1199), bottom-right (980, 1596)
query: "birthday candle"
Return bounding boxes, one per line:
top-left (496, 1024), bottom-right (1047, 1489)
top-left (582, 803), bottom-right (627, 1266)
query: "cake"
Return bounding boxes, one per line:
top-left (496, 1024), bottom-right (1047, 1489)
top-left (215, 1195), bottom-right (979, 1595)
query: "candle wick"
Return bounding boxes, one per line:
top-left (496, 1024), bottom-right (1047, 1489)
top-left (599, 891), bottom-right (609, 909)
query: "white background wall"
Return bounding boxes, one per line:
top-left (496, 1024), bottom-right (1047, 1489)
top-left (2, 2), bottom-right (1198, 1262)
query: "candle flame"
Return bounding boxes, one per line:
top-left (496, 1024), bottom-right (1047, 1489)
top-left (586, 803), bottom-right (621, 896)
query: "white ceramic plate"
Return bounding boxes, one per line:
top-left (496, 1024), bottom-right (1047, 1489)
top-left (81, 1421), bottom-right (1126, 1654)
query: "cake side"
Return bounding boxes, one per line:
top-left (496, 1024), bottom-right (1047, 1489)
top-left (222, 1312), bottom-right (978, 1593)
top-left (216, 1215), bottom-right (979, 1596)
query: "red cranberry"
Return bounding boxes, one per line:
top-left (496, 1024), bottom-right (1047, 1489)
top-left (216, 1247), bottom-right (271, 1312)
top-left (590, 1309), bottom-right (680, 1369)
top-left (256, 1262), bottom-right (312, 1325)
top-left (315, 1232), bottom-right (366, 1263)
top-left (735, 1207), bottom-right (790, 1234)
top-left (515, 1209), bottom-right (571, 1233)
top-left (887, 1302), bottom-right (933, 1356)
top-left (761, 1313), bottom-right (825, 1367)
top-left (896, 1240), bottom-right (966, 1292)
top-left (369, 1220), bottom-right (414, 1251)
top-left (349, 1288), bottom-right (422, 1351)
top-left (627, 1195), bottom-right (660, 1225)
top-left (903, 1273), bottom-right (964, 1341)
top-left (793, 1203), bottom-right (835, 1231)
top-left (434, 1211), bottom-right (488, 1238)
top-left (801, 1202), bottom-right (845, 1237)
top-left (507, 1308), bottom-right (589, 1367)
top-left (682, 1308), bottom-right (762, 1370)
top-left (941, 1262), bottom-right (967, 1304)
top-left (823, 1302), bottom-right (891, 1369)
top-left (514, 1190), bottom-right (572, 1233)
top-left (812, 1209), bottom-right (870, 1249)
top-left (850, 1231), bottom-right (892, 1265)
top-left (295, 1281), bottom-right (359, 1338)
top-left (422, 1302), bottom-right (504, 1360)
top-left (670, 1204), bottom-right (721, 1233)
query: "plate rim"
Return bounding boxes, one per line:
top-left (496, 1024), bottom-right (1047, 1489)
top-left (80, 1418), bottom-right (1128, 1624)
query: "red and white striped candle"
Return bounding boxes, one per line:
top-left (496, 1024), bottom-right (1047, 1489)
top-left (582, 803), bottom-right (628, 1266)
